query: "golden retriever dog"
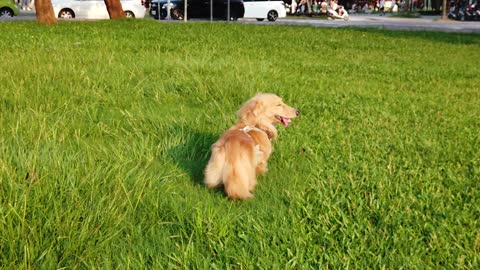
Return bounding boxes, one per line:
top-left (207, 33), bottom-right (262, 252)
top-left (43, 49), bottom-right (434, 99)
top-left (204, 93), bottom-right (300, 200)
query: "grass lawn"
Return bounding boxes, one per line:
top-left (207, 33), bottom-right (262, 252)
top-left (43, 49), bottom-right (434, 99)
top-left (1, 19), bottom-right (479, 269)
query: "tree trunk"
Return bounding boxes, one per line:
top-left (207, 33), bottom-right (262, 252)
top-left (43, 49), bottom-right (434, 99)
top-left (441, 0), bottom-right (447, 19)
top-left (34, 0), bottom-right (57, 25)
top-left (104, 0), bottom-right (126, 19)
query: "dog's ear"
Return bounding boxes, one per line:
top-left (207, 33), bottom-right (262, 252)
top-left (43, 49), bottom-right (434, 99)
top-left (238, 98), bottom-right (264, 124)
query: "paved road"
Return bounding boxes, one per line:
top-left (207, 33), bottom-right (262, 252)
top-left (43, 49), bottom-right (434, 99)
top-left (3, 10), bottom-right (480, 33)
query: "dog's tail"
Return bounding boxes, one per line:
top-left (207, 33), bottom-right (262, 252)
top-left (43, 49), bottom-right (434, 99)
top-left (204, 145), bottom-right (226, 189)
top-left (204, 140), bottom-right (255, 200)
top-left (222, 143), bottom-right (255, 200)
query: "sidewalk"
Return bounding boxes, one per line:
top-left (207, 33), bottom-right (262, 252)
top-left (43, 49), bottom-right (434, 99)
top-left (240, 14), bottom-right (480, 33)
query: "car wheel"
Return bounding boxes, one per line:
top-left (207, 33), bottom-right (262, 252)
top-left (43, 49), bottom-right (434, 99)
top-left (58, 9), bottom-right (75, 19)
top-left (0, 7), bottom-right (14, 17)
top-left (223, 10), bottom-right (238, 21)
top-left (125, 11), bottom-right (135, 18)
top-left (256, 18), bottom-right (264, 21)
top-left (267, 10), bottom-right (278, 21)
top-left (171, 8), bottom-right (184, 20)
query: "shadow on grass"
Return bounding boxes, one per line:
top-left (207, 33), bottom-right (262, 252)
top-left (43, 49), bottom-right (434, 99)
top-left (167, 125), bottom-right (218, 186)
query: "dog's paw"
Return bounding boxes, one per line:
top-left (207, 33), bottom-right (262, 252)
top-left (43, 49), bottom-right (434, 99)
top-left (228, 191), bottom-right (254, 200)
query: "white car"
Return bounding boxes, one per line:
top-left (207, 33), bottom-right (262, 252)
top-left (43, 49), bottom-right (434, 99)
top-left (52, 0), bottom-right (146, 19)
top-left (243, 0), bottom-right (286, 21)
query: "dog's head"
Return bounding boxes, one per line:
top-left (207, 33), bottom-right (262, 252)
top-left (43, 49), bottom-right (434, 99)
top-left (238, 93), bottom-right (300, 137)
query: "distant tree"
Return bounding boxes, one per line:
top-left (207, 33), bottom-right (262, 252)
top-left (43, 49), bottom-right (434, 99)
top-left (104, 0), bottom-right (126, 19)
top-left (34, 0), bottom-right (57, 24)
top-left (442, 0), bottom-right (447, 19)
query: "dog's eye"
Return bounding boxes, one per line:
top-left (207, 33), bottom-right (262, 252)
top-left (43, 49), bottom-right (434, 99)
top-left (276, 104), bottom-right (282, 106)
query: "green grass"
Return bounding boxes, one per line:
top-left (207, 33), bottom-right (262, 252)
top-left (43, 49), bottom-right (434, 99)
top-left (1, 19), bottom-right (479, 269)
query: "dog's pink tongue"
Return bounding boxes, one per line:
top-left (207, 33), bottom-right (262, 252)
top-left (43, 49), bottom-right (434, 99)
top-left (281, 117), bottom-right (291, 127)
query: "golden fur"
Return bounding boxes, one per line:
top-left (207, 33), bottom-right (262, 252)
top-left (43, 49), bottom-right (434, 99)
top-left (204, 93), bottom-right (299, 200)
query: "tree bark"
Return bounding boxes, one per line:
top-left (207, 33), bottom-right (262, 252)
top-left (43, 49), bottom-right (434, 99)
top-left (34, 0), bottom-right (57, 25)
top-left (441, 0), bottom-right (447, 19)
top-left (104, 0), bottom-right (126, 19)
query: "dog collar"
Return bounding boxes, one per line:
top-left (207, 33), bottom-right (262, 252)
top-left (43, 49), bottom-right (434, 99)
top-left (240, 126), bottom-right (270, 141)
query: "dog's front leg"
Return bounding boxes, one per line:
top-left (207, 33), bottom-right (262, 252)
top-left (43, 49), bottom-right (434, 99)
top-left (256, 161), bottom-right (268, 175)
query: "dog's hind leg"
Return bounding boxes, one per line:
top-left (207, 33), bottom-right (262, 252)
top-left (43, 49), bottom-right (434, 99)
top-left (223, 150), bottom-right (256, 200)
top-left (224, 167), bottom-right (254, 200)
top-left (204, 146), bottom-right (225, 188)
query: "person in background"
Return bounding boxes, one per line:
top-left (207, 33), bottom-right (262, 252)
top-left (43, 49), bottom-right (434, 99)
top-left (28, 0), bottom-right (34, 10)
top-left (291, 0), bottom-right (298, 14)
top-left (21, 0), bottom-right (30, 10)
top-left (391, 0), bottom-right (397, 12)
top-left (379, 0), bottom-right (385, 15)
top-left (313, 0), bottom-right (319, 13)
top-left (320, 0), bottom-right (329, 14)
top-left (332, 0), bottom-right (346, 16)
top-left (363, 2), bottom-right (370, 12)
top-left (350, 2), bottom-right (357, 13)
top-left (298, 0), bottom-right (308, 14)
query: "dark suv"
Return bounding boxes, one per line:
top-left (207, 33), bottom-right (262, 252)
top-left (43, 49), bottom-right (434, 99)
top-left (150, 0), bottom-right (244, 20)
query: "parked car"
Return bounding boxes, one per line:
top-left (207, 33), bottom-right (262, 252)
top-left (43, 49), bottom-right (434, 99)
top-left (150, 0), bottom-right (244, 20)
top-left (52, 0), bottom-right (146, 19)
top-left (243, 0), bottom-right (286, 21)
top-left (0, 0), bottom-right (19, 17)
